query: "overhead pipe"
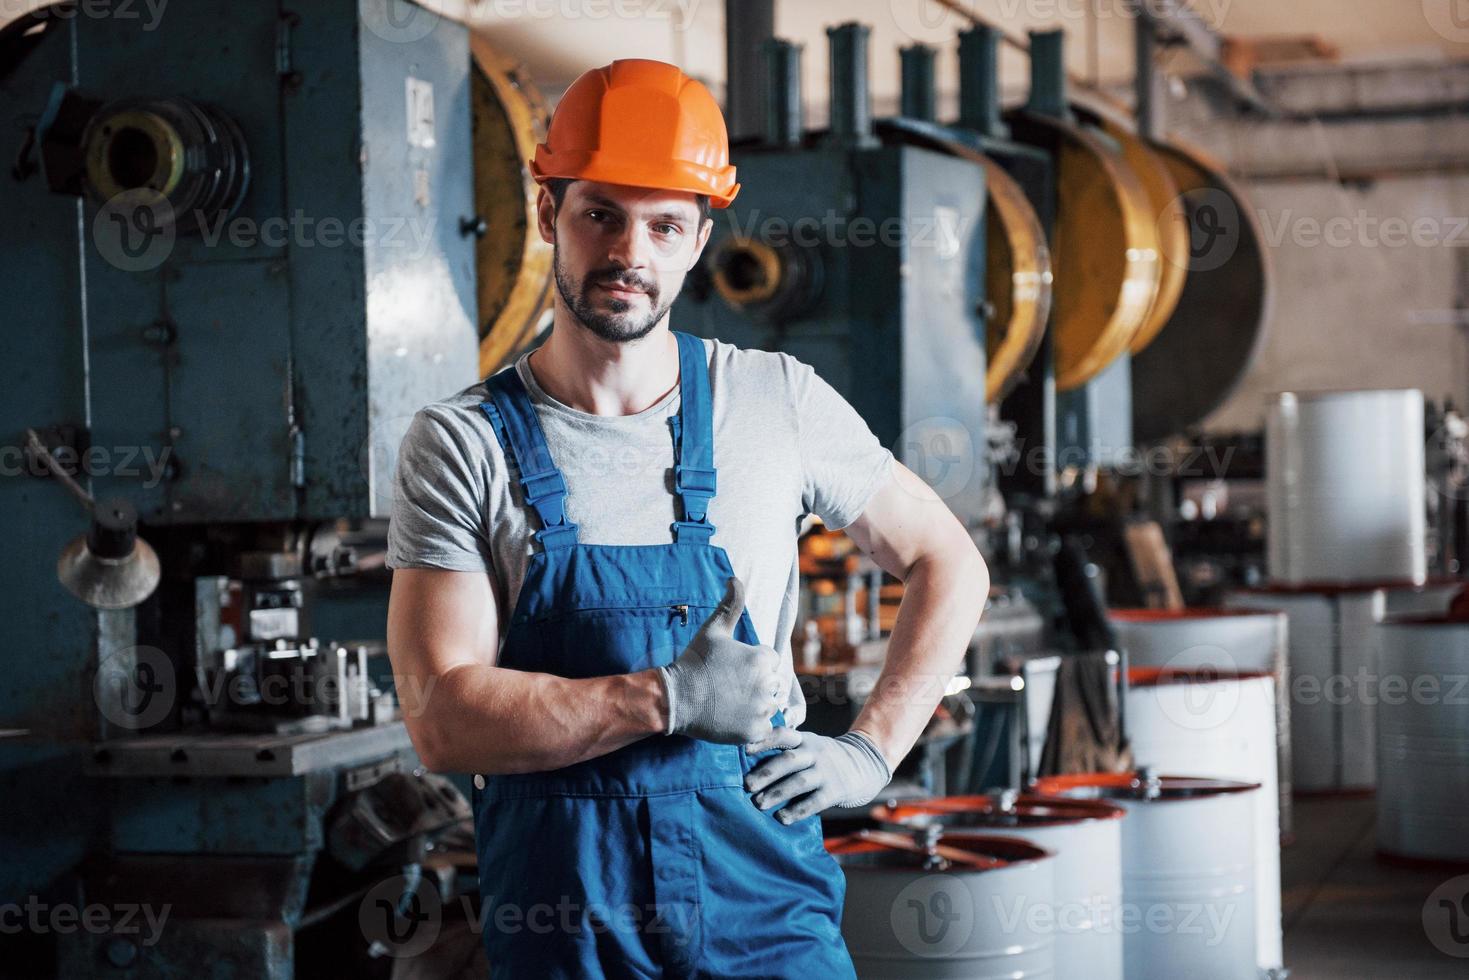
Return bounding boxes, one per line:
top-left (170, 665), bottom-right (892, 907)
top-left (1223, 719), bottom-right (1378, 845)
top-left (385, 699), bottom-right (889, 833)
top-left (824, 22), bottom-right (877, 148)
top-left (899, 43), bottom-right (936, 123)
top-left (724, 0), bottom-right (776, 141)
top-left (957, 25), bottom-right (1006, 138)
top-left (763, 38), bottom-right (804, 147)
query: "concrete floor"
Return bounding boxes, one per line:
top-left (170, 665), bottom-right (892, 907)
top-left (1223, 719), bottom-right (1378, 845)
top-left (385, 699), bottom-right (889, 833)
top-left (1282, 796), bottom-right (1469, 977)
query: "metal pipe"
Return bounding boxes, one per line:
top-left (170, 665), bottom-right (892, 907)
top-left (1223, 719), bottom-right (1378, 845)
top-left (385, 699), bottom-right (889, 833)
top-left (763, 38), bottom-right (804, 147)
top-left (825, 22), bottom-right (876, 147)
top-left (899, 43), bottom-right (936, 122)
top-left (957, 25), bottom-right (1005, 137)
top-left (1026, 29), bottom-right (1067, 120)
top-left (724, 0), bottom-right (775, 141)
top-left (1134, 15), bottom-right (1163, 139)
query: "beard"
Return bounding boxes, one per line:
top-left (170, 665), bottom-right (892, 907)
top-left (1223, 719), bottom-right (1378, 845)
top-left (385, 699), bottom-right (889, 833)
top-left (553, 245), bottom-right (672, 343)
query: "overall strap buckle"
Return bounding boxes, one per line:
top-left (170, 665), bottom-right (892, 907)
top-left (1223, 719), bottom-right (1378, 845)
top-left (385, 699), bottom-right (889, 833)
top-left (670, 520), bottom-right (716, 545)
top-left (673, 463), bottom-right (717, 523)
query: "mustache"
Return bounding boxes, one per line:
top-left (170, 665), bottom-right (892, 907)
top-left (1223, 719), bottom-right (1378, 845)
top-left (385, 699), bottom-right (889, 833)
top-left (587, 269), bottom-right (657, 295)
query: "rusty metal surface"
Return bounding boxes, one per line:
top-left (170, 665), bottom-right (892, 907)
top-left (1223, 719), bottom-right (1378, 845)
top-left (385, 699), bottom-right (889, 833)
top-left (470, 39), bottom-right (553, 378)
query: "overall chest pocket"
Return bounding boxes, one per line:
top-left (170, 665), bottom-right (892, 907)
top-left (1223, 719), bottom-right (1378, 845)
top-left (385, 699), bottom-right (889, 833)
top-left (504, 601), bottom-right (720, 678)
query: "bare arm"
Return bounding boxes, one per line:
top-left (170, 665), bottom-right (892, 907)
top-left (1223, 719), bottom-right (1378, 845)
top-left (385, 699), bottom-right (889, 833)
top-left (386, 567), bottom-right (667, 774)
top-left (840, 460), bottom-right (990, 766)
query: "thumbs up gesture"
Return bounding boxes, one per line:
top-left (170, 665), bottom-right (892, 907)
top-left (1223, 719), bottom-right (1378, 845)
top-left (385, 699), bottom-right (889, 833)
top-left (656, 576), bottom-right (789, 744)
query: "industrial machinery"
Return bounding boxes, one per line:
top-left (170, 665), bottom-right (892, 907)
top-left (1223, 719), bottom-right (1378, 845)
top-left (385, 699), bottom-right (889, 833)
top-left (1, 1), bottom-right (549, 975)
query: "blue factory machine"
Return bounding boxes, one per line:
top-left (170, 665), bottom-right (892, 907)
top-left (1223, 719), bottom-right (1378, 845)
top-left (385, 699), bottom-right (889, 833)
top-left (0, 1), bottom-right (534, 975)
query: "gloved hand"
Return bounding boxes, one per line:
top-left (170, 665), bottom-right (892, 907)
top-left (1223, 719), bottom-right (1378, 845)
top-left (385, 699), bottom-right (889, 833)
top-left (656, 576), bottom-right (788, 744)
top-left (744, 726), bottom-right (892, 824)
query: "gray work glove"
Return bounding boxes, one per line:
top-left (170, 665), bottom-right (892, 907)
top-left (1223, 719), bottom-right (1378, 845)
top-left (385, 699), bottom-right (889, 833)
top-left (744, 727), bottom-right (892, 824)
top-left (656, 576), bottom-right (788, 745)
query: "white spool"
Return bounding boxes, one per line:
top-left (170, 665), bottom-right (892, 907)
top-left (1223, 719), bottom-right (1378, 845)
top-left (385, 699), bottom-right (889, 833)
top-left (1267, 388), bottom-right (1426, 586)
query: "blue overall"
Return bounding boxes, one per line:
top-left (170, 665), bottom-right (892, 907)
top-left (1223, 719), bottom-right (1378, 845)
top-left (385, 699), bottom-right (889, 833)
top-left (470, 331), bottom-right (856, 979)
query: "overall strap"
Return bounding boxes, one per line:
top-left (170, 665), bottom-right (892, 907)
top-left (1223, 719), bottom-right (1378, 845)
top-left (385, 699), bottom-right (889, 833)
top-left (668, 331), bottom-right (718, 545)
top-left (477, 365), bottom-right (579, 551)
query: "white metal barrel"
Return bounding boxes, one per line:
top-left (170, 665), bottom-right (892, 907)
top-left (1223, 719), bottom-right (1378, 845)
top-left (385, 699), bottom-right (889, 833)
top-left (872, 794), bottom-right (1125, 980)
top-left (1227, 585), bottom-right (1387, 791)
top-left (1123, 667), bottom-right (1283, 975)
top-left (827, 830), bottom-right (1056, 978)
top-left (1376, 614), bottom-right (1469, 862)
top-left (1034, 772), bottom-right (1259, 980)
top-left (1110, 607), bottom-right (1293, 838)
top-left (1266, 388), bottom-right (1426, 586)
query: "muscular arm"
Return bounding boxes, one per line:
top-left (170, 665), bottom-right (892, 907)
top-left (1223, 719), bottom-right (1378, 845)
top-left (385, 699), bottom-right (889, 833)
top-left (840, 460), bottom-right (990, 766)
top-left (386, 567), bottom-right (668, 774)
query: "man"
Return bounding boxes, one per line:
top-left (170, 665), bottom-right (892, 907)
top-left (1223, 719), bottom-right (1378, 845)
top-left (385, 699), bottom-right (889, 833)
top-left (385, 59), bottom-right (989, 978)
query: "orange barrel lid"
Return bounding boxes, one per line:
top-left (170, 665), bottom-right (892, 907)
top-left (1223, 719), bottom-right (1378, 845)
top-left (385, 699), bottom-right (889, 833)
top-left (1109, 607), bottom-right (1280, 622)
top-left (824, 829), bottom-right (1052, 872)
top-left (1127, 666), bottom-right (1274, 686)
top-left (872, 791), bottom-right (1124, 832)
top-left (1033, 769), bottom-right (1260, 802)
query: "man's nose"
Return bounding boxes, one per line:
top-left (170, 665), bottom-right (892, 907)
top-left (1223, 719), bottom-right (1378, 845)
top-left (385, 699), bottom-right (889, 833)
top-left (605, 221), bottom-right (651, 271)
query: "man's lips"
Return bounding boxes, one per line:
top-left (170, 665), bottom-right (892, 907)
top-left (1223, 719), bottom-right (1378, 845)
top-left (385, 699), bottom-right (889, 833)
top-left (596, 282), bottom-right (648, 299)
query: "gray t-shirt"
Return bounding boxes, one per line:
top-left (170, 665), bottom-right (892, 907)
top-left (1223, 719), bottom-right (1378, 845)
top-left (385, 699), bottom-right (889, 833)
top-left (385, 334), bottom-right (894, 726)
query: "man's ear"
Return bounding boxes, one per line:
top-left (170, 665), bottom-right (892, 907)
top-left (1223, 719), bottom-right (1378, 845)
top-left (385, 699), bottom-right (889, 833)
top-left (535, 185), bottom-right (556, 244)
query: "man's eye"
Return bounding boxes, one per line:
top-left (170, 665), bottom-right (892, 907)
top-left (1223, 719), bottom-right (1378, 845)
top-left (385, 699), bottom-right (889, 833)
top-left (587, 210), bottom-right (607, 222)
top-left (654, 224), bottom-right (680, 236)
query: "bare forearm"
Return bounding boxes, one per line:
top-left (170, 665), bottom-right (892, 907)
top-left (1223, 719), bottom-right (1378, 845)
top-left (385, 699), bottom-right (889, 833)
top-left (401, 662), bottom-right (667, 775)
top-left (851, 547), bottom-right (989, 765)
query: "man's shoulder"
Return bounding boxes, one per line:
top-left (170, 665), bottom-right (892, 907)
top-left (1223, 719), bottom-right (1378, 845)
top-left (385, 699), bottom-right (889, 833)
top-left (401, 375), bottom-right (503, 461)
top-left (701, 335), bottom-right (809, 396)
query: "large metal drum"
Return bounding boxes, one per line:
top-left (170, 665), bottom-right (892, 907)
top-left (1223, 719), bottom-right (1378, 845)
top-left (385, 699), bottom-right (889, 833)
top-left (1227, 585), bottom-right (1387, 791)
top-left (1376, 615), bottom-right (1469, 862)
top-left (1267, 389), bottom-right (1427, 586)
top-left (1109, 608), bottom-right (1293, 837)
top-left (873, 794), bottom-right (1125, 980)
top-left (1123, 668), bottom-right (1283, 975)
top-left (1033, 773), bottom-right (1258, 980)
top-left (827, 830), bottom-right (1056, 978)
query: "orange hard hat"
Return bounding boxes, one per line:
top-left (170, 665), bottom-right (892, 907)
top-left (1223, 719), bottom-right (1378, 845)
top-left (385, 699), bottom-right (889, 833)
top-left (531, 59), bottom-right (740, 209)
